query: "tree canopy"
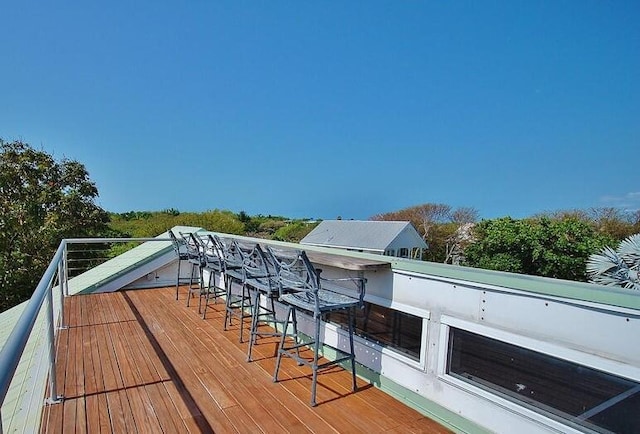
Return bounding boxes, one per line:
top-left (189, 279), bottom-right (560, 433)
top-left (463, 216), bottom-right (615, 281)
top-left (0, 140), bottom-right (110, 311)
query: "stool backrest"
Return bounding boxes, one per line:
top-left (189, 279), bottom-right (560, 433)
top-left (266, 246), bottom-right (318, 296)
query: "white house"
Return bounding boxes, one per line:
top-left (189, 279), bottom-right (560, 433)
top-left (300, 220), bottom-right (427, 259)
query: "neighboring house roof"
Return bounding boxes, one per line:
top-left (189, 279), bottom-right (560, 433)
top-left (300, 220), bottom-right (427, 252)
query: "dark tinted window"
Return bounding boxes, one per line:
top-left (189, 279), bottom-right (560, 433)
top-left (447, 327), bottom-right (640, 433)
top-left (327, 302), bottom-right (423, 361)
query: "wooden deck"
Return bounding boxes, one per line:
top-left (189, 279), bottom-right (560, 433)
top-left (40, 287), bottom-right (450, 433)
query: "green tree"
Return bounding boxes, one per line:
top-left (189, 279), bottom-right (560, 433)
top-left (0, 140), bottom-right (110, 311)
top-left (273, 221), bottom-right (317, 242)
top-left (464, 216), bottom-right (614, 281)
top-left (108, 209), bottom-right (245, 238)
top-left (538, 208), bottom-right (638, 242)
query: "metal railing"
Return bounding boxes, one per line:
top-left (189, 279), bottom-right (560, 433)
top-left (0, 237), bottom-right (170, 434)
top-left (0, 242), bottom-right (65, 434)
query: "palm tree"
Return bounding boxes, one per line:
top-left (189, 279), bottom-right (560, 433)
top-left (587, 234), bottom-right (640, 290)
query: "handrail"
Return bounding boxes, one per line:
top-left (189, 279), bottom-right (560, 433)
top-left (0, 241), bottom-right (65, 429)
top-left (64, 237), bottom-right (170, 243)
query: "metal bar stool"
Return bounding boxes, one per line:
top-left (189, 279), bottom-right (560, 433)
top-left (244, 244), bottom-right (282, 362)
top-left (217, 236), bottom-right (254, 343)
top-left (168, 229), bottom-right (190, 300)
top-left (267, 247), bottom-right (366, 407)
top-left (182, 232), bottom-right (205, 309)
top-left (200, 234), bottom-right (227, 319)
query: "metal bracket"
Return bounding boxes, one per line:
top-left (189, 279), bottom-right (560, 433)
top-left (45, 395), bottom-right (64, 405)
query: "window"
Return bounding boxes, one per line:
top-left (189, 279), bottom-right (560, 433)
top-left (384, 249), bottom-right (395, 256)
top-left (447, 327), bottom-right (640, 433)
top-left (326, 302), bottom-right (422, 361)
top-left (398, 248), bottom-right (409, 258)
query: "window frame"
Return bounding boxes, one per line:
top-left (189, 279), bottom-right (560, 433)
top-left (327, 293), bottom-right (430, 369)
top-left (438, 316), bottom-right (640, 432)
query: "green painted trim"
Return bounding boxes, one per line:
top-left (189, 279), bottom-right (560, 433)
top-left (361, 366), bottom-right (490, 434)
top-left (317, 345), bottom-right (488, 434)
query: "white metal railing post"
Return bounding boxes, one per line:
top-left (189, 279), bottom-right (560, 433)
top-left (58, 259), bottom-right (66, 330)
top-left (63, 241), bottom-right (69, 297)
top-left (45, 281), bottom-right (62, 404)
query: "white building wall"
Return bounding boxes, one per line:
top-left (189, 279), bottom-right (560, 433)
top-left (301, 262), bottom-right (639, 434)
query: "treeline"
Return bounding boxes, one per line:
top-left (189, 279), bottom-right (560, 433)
top-left (111, 203), bottom-right (640, 284)
top-left (3, 140), bottom-right (639, 312)
top-left (108, 209), bottom-right (317, 242)
top-left (373, 203), bottom-right (640, 282)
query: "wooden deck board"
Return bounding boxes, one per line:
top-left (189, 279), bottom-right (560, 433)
top-left (142, 293), bottom-right (333, 433)
top-left (42, 287), bottom-right (450, 433)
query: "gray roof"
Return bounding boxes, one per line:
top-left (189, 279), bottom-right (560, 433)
top-left (300, 220), bottom-right (426, 252)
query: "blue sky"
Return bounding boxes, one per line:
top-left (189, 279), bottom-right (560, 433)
top-left (1, 1), bottom-right (638, 220)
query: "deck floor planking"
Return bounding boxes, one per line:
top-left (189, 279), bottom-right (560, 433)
top-left (40, 286), bottom-right (450, 433)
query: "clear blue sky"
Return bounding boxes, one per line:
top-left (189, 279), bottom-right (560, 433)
top-left (1, 1), bottom-right (638, 220)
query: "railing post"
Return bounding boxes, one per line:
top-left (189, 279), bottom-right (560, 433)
top-left (58, 260), bottom-right (66, 330)
top-left (45, 283), bottom-right (62, 404)
top-left (63, 242), bottom-right (69, 297)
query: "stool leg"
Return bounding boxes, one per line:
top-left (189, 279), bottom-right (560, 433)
top-left (186, 263), bottom-right (195, 307)
top-left (211, 271), bottom-right (220, 304)
top-left (247, 289), bottom-right (261, 361)
top-left (202, 271), bottom-right (211, 319)
top-left (197, 266), bottom-right (204, 314)
top-left (239, 282), bottom-right (248, 343)
top-left (291, 307), bottom-right (301, 361)
top-left (310, 314), bottom-right (321, 407)
top-left (224, 276), bottom-right (232, 330)
top-left (273, 306), bottom-right (292, 383)
top-left (348, 308), bottom-right (357, 392)
top-left (269, 296), bottom-right (278, 325)
top-left (175, 259), bottom-right (181, 300)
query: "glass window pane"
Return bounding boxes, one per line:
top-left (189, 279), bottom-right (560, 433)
top-left (326, 302), bottom-right (422, 361)
top-left (447, 327), bottom-right (640, 433)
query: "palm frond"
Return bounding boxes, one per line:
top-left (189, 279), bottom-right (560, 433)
top-left (617, 234), bottom-right (640, 266)
top-left (587, 234), bottom-right (640, 291)
top-left (586, 246), bottom-right (624, 276)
